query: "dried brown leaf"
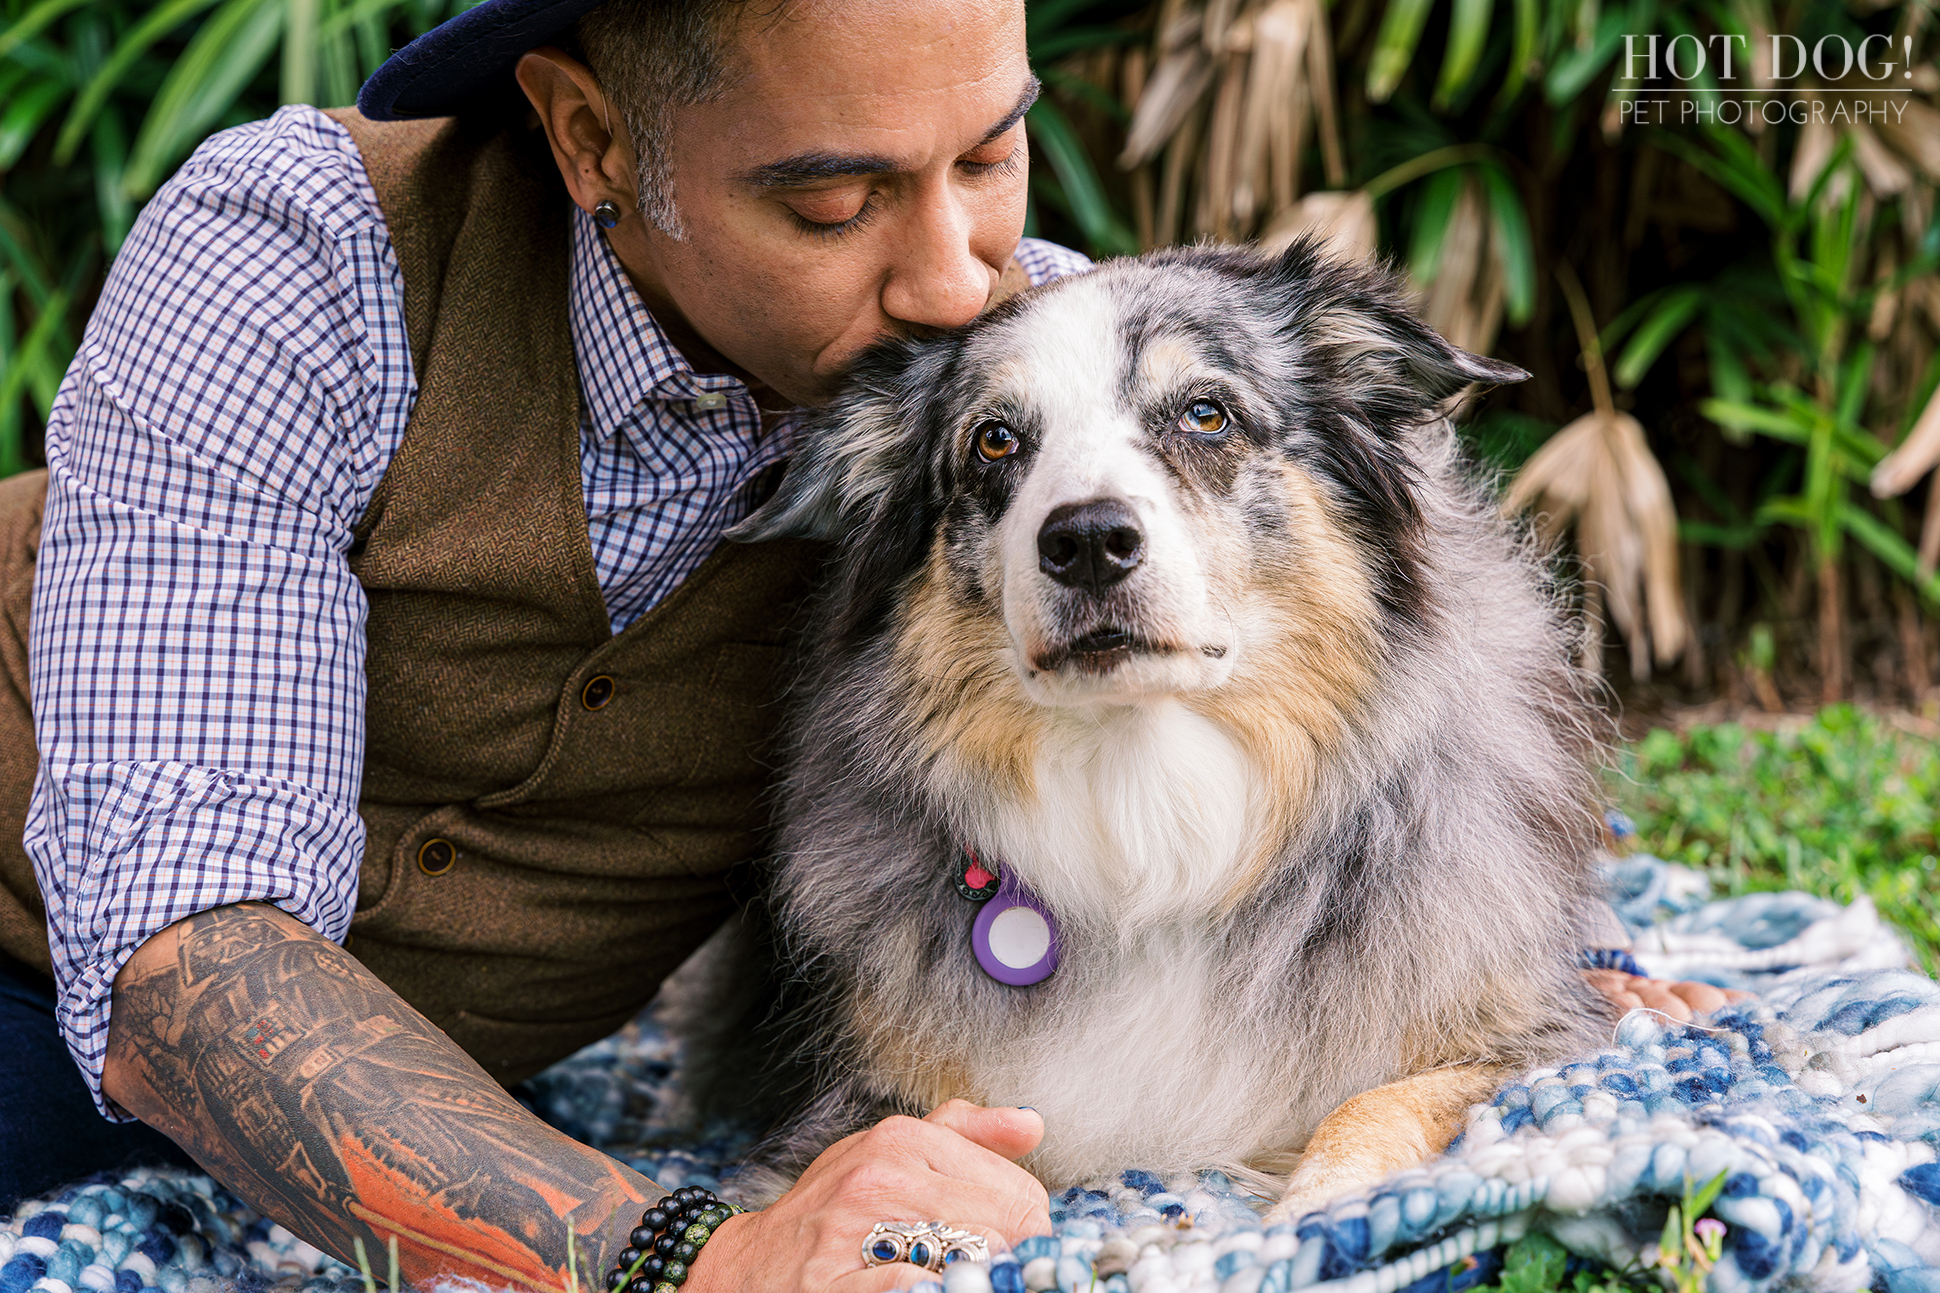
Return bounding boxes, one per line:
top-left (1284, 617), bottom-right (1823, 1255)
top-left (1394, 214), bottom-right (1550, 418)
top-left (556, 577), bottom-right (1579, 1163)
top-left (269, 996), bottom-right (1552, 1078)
top-left (1121, 46), bottom-right (1215, 169)
top-left (1851, 121), bottom-right (1913, 197)
top-left (1304, 0), bottom-right (1345, 189)
top-left (1504, 409), bottom-right (1686, 670)
top-left (1877, 101), bottom-right (1940, 184)
top-left (1790, 112), bottom-right (1837, 201)
top-left (1872, 378), bottom-right (1940, 498)
top-left (1257, 189), bottom-right (1377, 262)
top-left (1233, 0), bottom-right (1308, 230)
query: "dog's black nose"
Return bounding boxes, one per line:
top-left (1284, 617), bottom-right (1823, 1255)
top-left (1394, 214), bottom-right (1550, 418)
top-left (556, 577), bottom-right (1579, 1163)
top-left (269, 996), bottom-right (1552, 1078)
top-left (1037, 500), bottom-right (1145, 594)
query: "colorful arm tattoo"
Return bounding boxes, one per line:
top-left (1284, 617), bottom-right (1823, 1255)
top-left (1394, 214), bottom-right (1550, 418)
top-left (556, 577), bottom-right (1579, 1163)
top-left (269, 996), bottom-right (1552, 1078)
top-left (105, 903), bottom-right (655, 1293)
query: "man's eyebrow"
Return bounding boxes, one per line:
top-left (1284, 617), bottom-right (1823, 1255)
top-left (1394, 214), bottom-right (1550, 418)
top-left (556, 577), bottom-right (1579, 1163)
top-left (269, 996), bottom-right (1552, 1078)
top-left (736, 76), bottom-right (1043, 189)
top-left (978, 75), bottom-right (1042, 147)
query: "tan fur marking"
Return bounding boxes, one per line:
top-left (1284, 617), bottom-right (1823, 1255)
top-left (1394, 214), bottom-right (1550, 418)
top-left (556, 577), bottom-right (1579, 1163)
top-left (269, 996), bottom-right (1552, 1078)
top-left (1190, 463), bottom-right (1384, 900)
top-left (893, 536), bottom-right (1045, 806)
top-left (1263, 1065), bottom-right (1505, 1222)
top-left (1138, 336), bottom-right (1206, 391)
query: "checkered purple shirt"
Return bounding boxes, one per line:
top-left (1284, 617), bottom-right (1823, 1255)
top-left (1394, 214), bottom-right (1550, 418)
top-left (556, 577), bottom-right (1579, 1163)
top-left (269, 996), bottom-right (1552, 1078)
top-left (25, 104), bottom-right (1091, 1115)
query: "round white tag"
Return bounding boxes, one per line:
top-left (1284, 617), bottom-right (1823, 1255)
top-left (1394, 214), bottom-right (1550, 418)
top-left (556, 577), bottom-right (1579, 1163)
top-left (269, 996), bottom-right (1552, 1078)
top-left (986, 905), bottom-right (1052, 969)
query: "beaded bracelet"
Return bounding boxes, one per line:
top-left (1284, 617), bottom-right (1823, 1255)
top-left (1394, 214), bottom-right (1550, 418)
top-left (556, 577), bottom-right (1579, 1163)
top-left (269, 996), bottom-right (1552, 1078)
top-left (603, 1187), bottom-right (744, 1293)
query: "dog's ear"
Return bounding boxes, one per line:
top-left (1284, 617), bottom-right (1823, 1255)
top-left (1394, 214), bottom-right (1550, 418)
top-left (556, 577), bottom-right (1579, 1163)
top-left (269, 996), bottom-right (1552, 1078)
top-left (726, 344), bottom-right (934, 545)
top-left (1264, 238), bottom-right (1529, 419)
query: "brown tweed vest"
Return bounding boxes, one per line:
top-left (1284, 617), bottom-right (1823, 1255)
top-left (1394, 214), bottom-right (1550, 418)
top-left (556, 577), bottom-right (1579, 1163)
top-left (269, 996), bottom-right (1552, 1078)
top-left (330, 108), bottom-right (823, 1082)
top-left (0, 110), bottom-right (822, 1086)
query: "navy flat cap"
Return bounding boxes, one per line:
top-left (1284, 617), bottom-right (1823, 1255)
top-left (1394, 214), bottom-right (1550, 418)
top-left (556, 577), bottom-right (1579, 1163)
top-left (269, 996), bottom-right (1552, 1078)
top-left (358, 0), bottom-right (610, 120)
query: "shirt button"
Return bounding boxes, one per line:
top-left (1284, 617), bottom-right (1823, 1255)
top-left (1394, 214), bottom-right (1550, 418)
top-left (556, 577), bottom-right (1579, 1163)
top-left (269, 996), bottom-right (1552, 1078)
top-left (693, 392), bottom-right (727, 410)
top-left (417, 838), bottom-right (457, 876)
top-left (581, 674), bottom-right (616, 710)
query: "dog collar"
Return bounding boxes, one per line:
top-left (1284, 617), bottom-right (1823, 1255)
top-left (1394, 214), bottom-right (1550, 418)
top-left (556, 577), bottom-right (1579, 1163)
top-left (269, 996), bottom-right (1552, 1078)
top-left (958, 849), bottom-right (1059, 986)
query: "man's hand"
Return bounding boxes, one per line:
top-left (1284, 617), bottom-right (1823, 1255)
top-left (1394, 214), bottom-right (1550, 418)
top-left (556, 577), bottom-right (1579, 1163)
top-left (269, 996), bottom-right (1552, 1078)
top-left (1583, 969), bottom-right (1752, 1021)
top-left (689, 1102), bottom-right (1050, 1293)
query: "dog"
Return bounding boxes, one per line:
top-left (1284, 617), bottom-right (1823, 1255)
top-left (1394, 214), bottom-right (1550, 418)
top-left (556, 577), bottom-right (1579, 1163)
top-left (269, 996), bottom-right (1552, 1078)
top-left (707, 240), bottom-right (1614, 1217)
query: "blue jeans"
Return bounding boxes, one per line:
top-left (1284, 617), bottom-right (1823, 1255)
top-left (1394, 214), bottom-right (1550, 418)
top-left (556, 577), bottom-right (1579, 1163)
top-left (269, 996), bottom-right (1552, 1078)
top-left (0, 955), bottom-right (195, 1211)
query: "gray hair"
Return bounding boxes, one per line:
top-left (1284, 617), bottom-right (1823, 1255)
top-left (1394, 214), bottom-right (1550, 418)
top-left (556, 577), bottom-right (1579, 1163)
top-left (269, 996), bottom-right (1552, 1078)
top-left (572, 0), bottom-right (773, 238)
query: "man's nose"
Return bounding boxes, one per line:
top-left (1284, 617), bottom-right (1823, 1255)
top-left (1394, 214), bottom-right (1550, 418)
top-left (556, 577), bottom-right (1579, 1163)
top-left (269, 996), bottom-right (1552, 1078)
top-left (880, 192), bottom-right (993, 333)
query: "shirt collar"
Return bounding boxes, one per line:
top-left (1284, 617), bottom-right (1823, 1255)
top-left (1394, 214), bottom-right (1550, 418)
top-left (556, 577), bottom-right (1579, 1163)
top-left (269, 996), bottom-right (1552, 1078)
top-left (567, 205), bottom-right (754, 443)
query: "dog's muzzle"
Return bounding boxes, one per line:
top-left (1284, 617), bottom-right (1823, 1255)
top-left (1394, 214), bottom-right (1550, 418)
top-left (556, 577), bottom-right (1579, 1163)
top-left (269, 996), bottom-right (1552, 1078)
top-left (861, 1220), bottom-right (989, 1271)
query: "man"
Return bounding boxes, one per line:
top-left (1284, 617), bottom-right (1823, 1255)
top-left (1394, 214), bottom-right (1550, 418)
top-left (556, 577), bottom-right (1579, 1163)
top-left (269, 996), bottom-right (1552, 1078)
top-left (0, 0), bottom-right (1075, 1287)
top-left (0, 0), bottom-right (1737, 1285)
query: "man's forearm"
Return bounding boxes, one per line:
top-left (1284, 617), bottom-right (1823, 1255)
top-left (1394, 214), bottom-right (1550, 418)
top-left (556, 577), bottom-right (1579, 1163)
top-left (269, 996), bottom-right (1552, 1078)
top-left (103, 902), bottom-right (654, 1293)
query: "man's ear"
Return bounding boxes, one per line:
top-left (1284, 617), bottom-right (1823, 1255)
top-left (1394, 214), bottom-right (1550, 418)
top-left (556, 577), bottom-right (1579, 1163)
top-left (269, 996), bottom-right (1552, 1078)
top-left (515, 47), bottom-right (634, 219)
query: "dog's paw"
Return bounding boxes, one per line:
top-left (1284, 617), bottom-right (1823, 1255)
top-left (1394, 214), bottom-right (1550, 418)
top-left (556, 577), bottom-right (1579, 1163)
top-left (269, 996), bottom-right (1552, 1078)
top-left (1261, 1066), bottom-right (1504, 1225)
top-left (1260, 1150), bottom-right (1404, 1226)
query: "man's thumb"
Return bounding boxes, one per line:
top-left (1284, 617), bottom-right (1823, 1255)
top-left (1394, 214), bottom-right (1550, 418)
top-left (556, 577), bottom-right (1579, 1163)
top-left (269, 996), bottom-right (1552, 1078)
top-left (923, 1099), bottom-right (1044, 1161)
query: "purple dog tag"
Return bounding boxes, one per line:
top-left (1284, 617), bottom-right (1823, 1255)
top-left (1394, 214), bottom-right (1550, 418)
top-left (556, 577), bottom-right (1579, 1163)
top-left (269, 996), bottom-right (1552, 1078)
top-left (971, 868), bottom-right (1059, 986)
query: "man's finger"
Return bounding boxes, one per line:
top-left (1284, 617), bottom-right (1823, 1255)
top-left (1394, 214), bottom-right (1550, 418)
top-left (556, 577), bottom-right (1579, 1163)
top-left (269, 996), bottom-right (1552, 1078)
top-left (842, 1114), bottom-right (1052, 1240)
top-left (1665, 979), bottom-right (1730, 1015)
top-left (1631, 979), bottom-right (1695, 1021)
top-left (924, 1100), bottom-right (1044, 1162)
top-left (826, 1260), bottom-right (951, 1293)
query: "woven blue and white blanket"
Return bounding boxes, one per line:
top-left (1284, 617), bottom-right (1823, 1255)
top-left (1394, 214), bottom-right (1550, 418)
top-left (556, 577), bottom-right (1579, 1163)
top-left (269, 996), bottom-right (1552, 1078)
top-left (3, 855), bottom-right (1936, 1293)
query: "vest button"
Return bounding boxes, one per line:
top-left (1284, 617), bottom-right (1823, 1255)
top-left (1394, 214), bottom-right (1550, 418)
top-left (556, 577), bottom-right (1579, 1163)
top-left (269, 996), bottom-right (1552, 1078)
top-left (581, 674), bottom-right (616, 710)
top-left (417, 838), bottom-right (457, 876)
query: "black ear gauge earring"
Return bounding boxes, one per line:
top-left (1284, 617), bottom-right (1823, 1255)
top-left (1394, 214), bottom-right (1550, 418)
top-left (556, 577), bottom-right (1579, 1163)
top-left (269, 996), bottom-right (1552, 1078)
top-left (593, 199), bottom-right (622, 229)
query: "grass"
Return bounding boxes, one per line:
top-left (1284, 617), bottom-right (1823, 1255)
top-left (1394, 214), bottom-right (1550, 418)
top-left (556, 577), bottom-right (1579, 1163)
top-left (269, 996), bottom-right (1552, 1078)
top-left (1608, 704), bottom-right (1940, 977)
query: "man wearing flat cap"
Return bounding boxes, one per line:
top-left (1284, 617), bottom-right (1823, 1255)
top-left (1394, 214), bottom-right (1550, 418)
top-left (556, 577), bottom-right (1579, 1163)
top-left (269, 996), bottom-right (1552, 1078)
top-left (0, 0), bottom-right (1080, 1286)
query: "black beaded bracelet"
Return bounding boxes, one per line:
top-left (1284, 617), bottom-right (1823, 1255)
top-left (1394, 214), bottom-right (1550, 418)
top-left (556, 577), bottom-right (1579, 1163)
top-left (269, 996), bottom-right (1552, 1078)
top-left (603, 1187), bottom-right (743, 1293)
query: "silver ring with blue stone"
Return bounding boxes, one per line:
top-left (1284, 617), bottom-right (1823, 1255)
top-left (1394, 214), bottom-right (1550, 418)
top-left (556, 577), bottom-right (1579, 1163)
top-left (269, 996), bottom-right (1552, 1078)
top-left (860, 1220), bottom-right (989, 1271)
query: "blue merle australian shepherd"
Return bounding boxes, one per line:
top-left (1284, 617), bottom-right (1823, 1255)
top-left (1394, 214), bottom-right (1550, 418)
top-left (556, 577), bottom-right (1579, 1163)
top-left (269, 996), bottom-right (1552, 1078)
top-left (707, 240), bottom-right (1614, 1217)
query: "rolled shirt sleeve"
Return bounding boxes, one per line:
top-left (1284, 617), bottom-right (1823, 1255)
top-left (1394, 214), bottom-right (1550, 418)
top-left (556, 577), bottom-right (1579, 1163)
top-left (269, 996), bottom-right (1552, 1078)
top-left (24, 106), bottom-right (413, 1117)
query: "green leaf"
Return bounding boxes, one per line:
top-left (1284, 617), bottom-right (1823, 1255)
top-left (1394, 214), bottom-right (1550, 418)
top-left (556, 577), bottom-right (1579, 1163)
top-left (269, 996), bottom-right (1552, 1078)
top-left (1368, 0), bottom-right (1439, 104)
top-left (92, 107), bottom-right (133, 252)
top-left (1432, 0), bottom-right (1490, 111)
top-left (0, 279), bottom-right (75, 473)
top-left (0, 76), bottom-right (65, 172)
top-left (1680, 518), bottom-right (1764, 548)
top-left (1613, 286), bottom-right (1702, 389)
top-left (1038, 65), bottom-right (1131, 125)
top-left (1706, 326), bottom-right (1752, 412)
top-left (0, 0), bottom-right (90, 64)
top-left (1025, 0), bottom-right (1106, 38)
top-left (1025, 99), bottom-right (1136, 257)
top-left (1834, 341), bottom-right (1872, 431)
top-left (50, 0), bottom-right (225, 166)
top-left (283, 0), bottom-right (319, 105)
top-left (1686, 1170), bottom-right (1729, 1220)
top-left (1648, 128), bottom-right (1786, 230)
top-left (1842, 502), bottom-right (1940, 603)
top-left (1755, 494), bottom-right (1812, 528)
top-left (1544, 3), bottom-right (1625, 104)
top-left (1030, 25), bottom-right (1145, 63)
top-left (1493, 0), bottom-right (1539, 109)
top-left (1477, 163), bottom-right (1534, 326)
top-left (1701, 398), bottom-right (1809, 444)
top-left (1498, 1234), bottom-right (1570, 1293)
top-left (1408, 165), bottom-right (1465, 285)
top-left (122, 0), bottom-right (284, 198)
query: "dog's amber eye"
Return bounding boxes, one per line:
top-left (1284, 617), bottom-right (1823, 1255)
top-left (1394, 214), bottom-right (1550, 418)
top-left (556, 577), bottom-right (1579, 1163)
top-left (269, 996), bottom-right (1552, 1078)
top-left (1178, 399), bottom-right (1228, 435)
top-left (975, 421), bottom-right (1020, 462)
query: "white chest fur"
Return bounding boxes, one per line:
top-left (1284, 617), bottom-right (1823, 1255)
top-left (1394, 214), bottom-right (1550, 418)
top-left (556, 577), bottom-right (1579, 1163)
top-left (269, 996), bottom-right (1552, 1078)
top-left (944, 702), bottom-right (1305, 1181)
top-left (964, 699), bottom-right (1261, 928)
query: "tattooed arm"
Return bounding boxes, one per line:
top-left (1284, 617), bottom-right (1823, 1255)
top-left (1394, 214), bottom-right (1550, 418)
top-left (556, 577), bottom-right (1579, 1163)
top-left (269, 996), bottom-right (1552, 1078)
top-left (102, 902), bottom-right (657, 1292)
top-left (102, 902), bottom-right (1052, 1293)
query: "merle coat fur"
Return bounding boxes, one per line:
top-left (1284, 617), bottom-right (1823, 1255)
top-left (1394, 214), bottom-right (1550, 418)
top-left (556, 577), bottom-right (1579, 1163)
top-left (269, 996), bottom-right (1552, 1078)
top-left (707, 241), bottom-right (1613, 1200)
